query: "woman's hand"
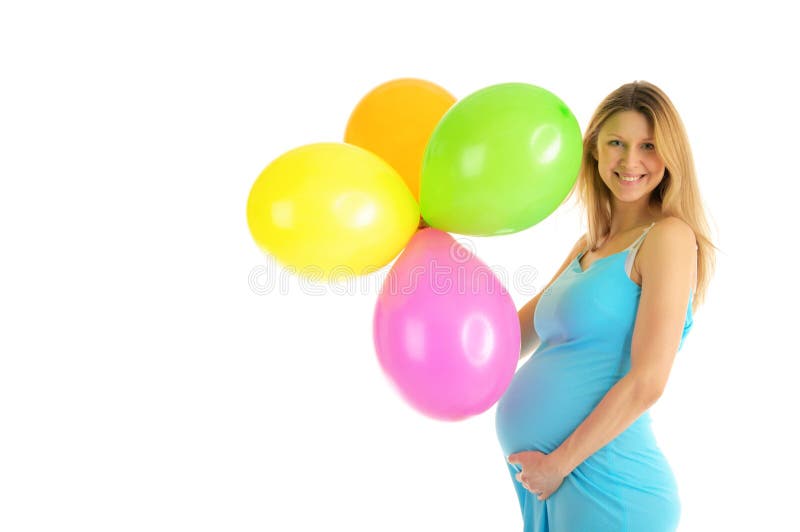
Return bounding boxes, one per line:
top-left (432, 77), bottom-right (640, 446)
top-left (507, 450), bottom-right (567, 501)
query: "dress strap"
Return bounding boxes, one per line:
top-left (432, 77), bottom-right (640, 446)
top-left (624, 222), bottom-right (656, 280)
top-left (627, 221), bottom-right (657, 253)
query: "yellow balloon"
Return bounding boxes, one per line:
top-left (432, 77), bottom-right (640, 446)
top-left (246, 143), bottom-right (419, 281)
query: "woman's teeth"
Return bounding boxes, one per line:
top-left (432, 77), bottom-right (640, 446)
top-left (617, 173), bottom-right (644, 182)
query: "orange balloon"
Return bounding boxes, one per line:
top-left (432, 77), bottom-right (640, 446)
top-left (345, 78), bottom-right (456, 201)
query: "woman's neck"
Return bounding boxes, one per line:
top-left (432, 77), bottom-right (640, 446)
top-left (607, 203), bottom-right (660, 239)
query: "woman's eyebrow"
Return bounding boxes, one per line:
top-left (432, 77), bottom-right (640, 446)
top-left (604, 132), bottom-right (655, 142)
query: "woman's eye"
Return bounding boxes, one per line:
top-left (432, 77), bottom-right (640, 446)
top-left (643, 143), bottom-right (655, 150)
top-left (609, 140), bottom-right (621, 146)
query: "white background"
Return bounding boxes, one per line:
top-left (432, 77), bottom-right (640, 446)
top-left (1, 1), bottom-right (797, 531)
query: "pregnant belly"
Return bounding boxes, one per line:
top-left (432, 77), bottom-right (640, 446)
top-left (495, 348), bottom-right (620, 457)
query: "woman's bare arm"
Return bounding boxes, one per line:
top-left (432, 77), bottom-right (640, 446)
top-left (518, 235), bottom-right (587, 360)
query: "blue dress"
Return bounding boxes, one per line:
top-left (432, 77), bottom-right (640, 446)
top-left (495, 223), bottom-right (693, 532)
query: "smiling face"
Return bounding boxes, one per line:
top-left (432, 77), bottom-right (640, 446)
top-left (594, 110), bottom-right (666, 206)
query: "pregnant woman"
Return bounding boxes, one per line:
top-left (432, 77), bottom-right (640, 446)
top-left (495, 81), bottom-right (716, 531)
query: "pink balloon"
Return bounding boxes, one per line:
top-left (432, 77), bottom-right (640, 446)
top-left (373, 228), bottom-right (521, 421)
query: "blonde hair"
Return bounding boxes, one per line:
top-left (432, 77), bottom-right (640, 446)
top-left (568, 81), bottom-right (716, 311)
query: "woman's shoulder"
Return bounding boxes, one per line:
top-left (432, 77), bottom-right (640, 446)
top-left (576, 232), bottom-right (589, 248)
top-left (571, 233), bottom-right (588, 257)
top-left (649, 216), bottom-right (697, 247)
top-left (639, 216), bottom-right (698, 269)
top-left (638, 216), bottom-right (699, 292)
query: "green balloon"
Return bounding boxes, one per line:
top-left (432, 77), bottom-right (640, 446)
top-left (420, 83), bottom-right (582, 236)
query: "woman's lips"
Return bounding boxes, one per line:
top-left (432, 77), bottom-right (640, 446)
top-left (616, 172), bottom-right (645, 184)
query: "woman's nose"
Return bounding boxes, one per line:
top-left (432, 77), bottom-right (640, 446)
top-left (622, 147), bottom-right (640, 168)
